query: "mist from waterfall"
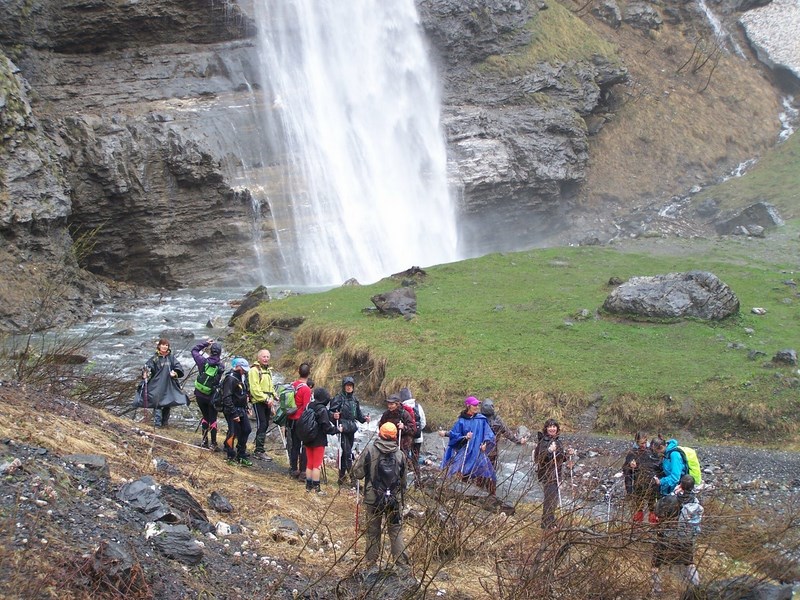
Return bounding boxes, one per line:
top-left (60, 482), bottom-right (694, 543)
top-left (253, 0), bottom-right (459, 286)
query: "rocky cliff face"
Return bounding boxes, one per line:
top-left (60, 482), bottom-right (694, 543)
top-left (0, 0), bottom-right (787, 330)
top-left (1, 0), bottom-right (267, 330)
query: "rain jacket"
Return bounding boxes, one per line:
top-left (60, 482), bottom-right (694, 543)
top-left (659, 439), bottom-right (686, 496)
top-left (441, 410), bottom-right (496, 480)
top-left (352, 436), bottom-right (407, 506)
top-left (191, 342), bottom-right (225, 401)
top-left (330, 385), bottom-right (367, 434)
top-left (248, 362), bottom-right (275, 404)
top-left (534, 432), bottom-right (565, 484)
top-left (136, 351), bottom-right (187, 408)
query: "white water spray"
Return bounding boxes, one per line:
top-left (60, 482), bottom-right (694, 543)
top-left (696, 0), bottom-right (745, 58)
top-left (253, 0), bottom-right (459, 286)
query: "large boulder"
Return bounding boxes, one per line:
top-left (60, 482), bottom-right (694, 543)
top-left (715, 202), bottom-right (784, 236)
top-left (371, 287), bottom-right (417, 318)
top-left (602, 271), bottom-right (739, 320)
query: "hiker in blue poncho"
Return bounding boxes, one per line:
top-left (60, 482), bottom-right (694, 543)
top-left (440, 396), bottom-right (496, 492)
top-left (651, 437), bottom-right (685, 496)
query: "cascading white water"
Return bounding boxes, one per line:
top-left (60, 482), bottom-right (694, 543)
top-left (253, 0), bottom-right (459, 286)
top-left (696, 0), bottom-right (745, 57)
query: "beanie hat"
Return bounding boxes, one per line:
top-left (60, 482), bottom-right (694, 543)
top-left (481, 398), bottom-right (495, 416)
top-left (313, 387), bottom-right (331, 405)
top-left (231, 357), bottom-right (250, 372)
top-left (379, 422), bottom-right (398, 440)
top-left (386, 393), bottom-right (402, 404)
top-left (464, 396), bottom-right (480, 406)
top-left (399, 387), bottom-right (412, 401)
top-left (210, 342), bottom-right (222, 356)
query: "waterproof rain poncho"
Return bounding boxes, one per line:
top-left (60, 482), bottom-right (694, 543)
top-left (441, 411), bottom-right (496, 481)
top-left (134, 352), bottom-right (188, 408)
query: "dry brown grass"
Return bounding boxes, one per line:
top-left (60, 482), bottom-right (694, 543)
top-left (570, 2), bottom-right (782, 211)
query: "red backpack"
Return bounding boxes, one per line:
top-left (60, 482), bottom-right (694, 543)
top-left (401, 404), bottom-right (417, 437)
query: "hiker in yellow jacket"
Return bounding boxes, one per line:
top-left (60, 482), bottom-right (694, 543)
top-left (249, 349), bottom-right (276, 460)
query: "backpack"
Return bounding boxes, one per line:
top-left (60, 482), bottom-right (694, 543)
top-left (276, 382), bottom-right (304, 419)
top-left (412, 404), bottom-right (422, 434)
top-left (194, 362), bottom-right (222, 396)
top-left (366, 449), bottom-right (404, 515)
top-left (401, 404), bottom-right (417, 436)
top-left (678, 497), bottom-right (704, 538)
top-left (672, 446), bottom-right (703, 487)
top-left (211, 370), bottom-right (232, 412)
top-left (295, 406), bottom-right (320, 445)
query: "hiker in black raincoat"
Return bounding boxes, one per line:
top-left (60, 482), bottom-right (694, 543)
top-left (139, 338), bottom-right (188, 427)
top-left (330, 376), bottom-right (370, 487)
top-left (533, 418), bottom-right (572, 529)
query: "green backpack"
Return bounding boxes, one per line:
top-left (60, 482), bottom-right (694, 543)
top-left (673, 446), bottom-right (703, 487)
top-left (194, 362), bottom-right (221, 396)
top-left (273, 382), bottom-right (305, 426)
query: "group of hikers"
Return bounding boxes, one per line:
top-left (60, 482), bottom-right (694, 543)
top-left (137, 338), bottom-right (705, 588)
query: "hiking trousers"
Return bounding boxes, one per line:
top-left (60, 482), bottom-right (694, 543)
top-left (286, 419), bottom-right (307, 473)
top-left (252, 401), bottom-right (271, 453)
top-left (542, 479), bottom-right (560, 529)
top-left (338, 432), bottom-right (355, 481)
top-left (363, 504), bottom-right (407, 565)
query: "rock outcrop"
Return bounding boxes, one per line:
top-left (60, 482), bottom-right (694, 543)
top-left (0, 0), bottom-right (788, 330)
top-left (602, 271), bottom-right (740, 320)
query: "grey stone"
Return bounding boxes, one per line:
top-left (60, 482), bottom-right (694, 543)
top-left (148, 523), bottom-right (204, 566)
top-left (602, 271), bottom-right (739, 320)
top-left (715, 202), bottom-right (784, 235)
top-left (772, 349), bottom-right (797, 366)
top-left (623, 2), bottom-right (663, 30)
top-left (229, 286), bottom-right (270, 326)
top-left (208, 491), bottom-right (234, 513)
top-left (371, 287), bottom-right (417, 318)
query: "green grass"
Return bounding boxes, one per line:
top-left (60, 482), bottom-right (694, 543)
top-left (237, 221), bottom-right (800, 445)
top-left (693, 128), bottom-right (800, 218)
top-left (481, 0), bottom-right (620, 74)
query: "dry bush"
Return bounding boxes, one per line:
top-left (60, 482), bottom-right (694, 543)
top-left (595, 393), bottom-right (671, 432)
top-left (506, 390), bottom-right (587, 428)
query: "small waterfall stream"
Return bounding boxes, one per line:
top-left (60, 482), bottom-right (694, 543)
top-left (696, 0), bottom-right (745, 57)
top-left (252, 0), bottom-right (459, 286)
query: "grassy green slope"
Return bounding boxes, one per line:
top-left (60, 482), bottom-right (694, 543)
top-left (238, 221), bottom-right (800, 445)
top-left (694, 128), bottom-right (800, 218)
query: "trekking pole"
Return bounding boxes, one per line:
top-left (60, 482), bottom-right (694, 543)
top-left (336, 420), bottom-right (341, 471)
top-left (553, 450), bottom-right (563, 510)
top-left (459, 438), bottom-right (471, 474)
top-left (277, 425), bottom-right (290, 462)
top-left (355, 479), bottom-right (361, 539)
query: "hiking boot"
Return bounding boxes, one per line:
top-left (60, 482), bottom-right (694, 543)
top-left (237, 457), bottom-right (253, 467)
top-left (254, 451), bottom-right (273, 462)
top-left (201, 440), bottom-right (210, 449)
top-left (210, 443), bottom-right (219, 452)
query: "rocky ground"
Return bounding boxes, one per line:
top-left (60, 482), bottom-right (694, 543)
top-left (2, 380), bottom-right (799, 599)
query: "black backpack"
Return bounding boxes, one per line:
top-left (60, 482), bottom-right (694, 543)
top-left (295, 406), bottom-right (320, 445)
top-left (211, 371), bottom-right (233, 412)
top-left (366, 448), bottom-right (404, 514)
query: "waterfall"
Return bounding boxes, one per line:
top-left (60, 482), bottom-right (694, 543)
top-left (252, 0), bottom-right (459, 286)
top-left (696, 0), bottom-right (745, 58)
